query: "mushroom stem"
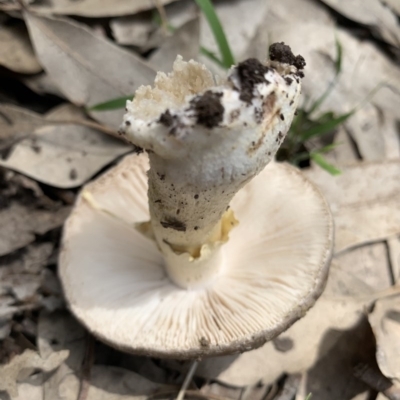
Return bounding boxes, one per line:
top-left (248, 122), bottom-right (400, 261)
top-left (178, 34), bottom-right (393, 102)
top-left (120, 44), bottom-right (305, 289)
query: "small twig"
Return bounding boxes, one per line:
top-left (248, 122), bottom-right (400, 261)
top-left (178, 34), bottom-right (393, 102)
top-left (354, 363), bottom-right (400, 400)
top-left (77, 334), bottom-right (95, 400)
top-left (176, 361), bottom-right (199, 400)
top-left (151, 389), bottom-right (232, 400)
top-left (264, 382), bottom-right (279, 400)
top-left (274, 375), bottom-right (302, 400)
top-left (152, 0), bottom-right (170, 34)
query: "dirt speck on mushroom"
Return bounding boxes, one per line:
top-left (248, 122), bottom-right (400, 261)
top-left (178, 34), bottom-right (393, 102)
top-left (190, 90), bottom-right (224, 128)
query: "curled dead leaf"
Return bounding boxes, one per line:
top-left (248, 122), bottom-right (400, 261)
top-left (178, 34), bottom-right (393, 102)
top-left (368, 296), bottom-right (400, 381)
top-left (0, 349), bottom-right (69, 397)
top-left (0, 22), bottom-right (41, 74)
top-left (0, 104), bottom-right (131, 188)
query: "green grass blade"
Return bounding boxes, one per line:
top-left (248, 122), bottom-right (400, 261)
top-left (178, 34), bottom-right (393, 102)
top-left (316, 142), bottom-right (342, 153)
top-left (291, 151), bottom-right (310, 165)
top-left (200, 46), bottom-right (226, 68)
top-left (305, 394), bottom-right (313, 400)
top-left (300, 111), bottom-right (353, 141)
top-left (152, 9), bottom-right (175, 32)
top-left (307, 35), bottom-right (343, 116)
top-left (88, 95), bottom-right (133, 111)
top-left (311, 152), bottom-right (341, 175)
top-left (195, 0), bottom-right (235, 68)
top-left (334, 35), bottom-right (343, 75)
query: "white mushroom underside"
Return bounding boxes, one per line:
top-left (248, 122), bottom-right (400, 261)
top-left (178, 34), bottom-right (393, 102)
top-left (60, 154), bottom-right (333, 358)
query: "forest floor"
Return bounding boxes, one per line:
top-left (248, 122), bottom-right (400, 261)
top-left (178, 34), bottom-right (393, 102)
top-left (0, 0), bottom-right (400, 399)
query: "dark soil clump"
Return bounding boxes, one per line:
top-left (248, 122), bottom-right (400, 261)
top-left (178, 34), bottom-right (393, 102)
top-left (236, 58), bottom-right (271, 104)
top-left (269, 42), bottom-right (306, 70)
top-left (190, 91), bottom-right (224, 128)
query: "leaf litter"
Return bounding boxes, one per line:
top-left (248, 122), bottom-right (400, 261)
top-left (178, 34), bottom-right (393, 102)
top-left (0, 179), bottom-right (70, 256)
top-left (148, 17), bottom-right (200, 72)
top-left (318, 0), bottom-right (400, 48)
top-left (24, 11), bottom-right (156, 128)
top-left (110, 0), bottom-right (197, 51)
top-left (0, 19), bottom-right (42, 74)
top-left (0, 104), bottom-right (131, 188)
top-left (0, 0), bottom-right (400, 399)
top-left (249, 0), bottom-right (400, 163)
top-left (29, 0), bottom-right (180, 18)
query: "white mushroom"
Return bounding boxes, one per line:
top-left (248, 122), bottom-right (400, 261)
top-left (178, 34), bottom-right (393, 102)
top-left (59, 43), bottom-right (333, 358)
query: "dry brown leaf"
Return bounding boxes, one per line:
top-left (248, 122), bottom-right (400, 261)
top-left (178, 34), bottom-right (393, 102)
top-left (274, 375), bottom-right (301, 400)
top-left (110, 14), bottom-right (157, 48)
top-left (0, 22), bottom-right (41, 74)
top-left (0, 123), bottom-right (130, 188)
top-left (245, 0), bottom-right (334, 60)
top-left (44, 103), bottom-right (87, 120)
top-left (22, 72), bottom-right (64, 97)
top-left (350, 393), bottom-right (372, 400)
top-left (0, 319), bottom-right (12, 340)
top-left (0, 104), bottom-right (131, 188)
top-left (346, 104), bottom-right (398, 167)
top-left (242, 384), bottom-right (271, 400)
top-left (162, 0), bottom-right (197, 29)
top-left (0, 296), bottom-right (18, 320)
top-left (304, 161), bottom-right (400, 253)
top-left (384, 0), bottom-right (400, 16)
top-left (37, 311), bottom-right (166, 400)
top-left (24, 12), bottom-right (156, 127)
top-left (0, 203), bottom-right (70, 257)
top-left (30, 0), bottom-right (179, 18)
top-left (368, 296), bottom-right (400, 381)
top-left (323, 126), bottom-right (359, 165)
top-left (0, 373), bottom-right (44, 400)
top-left (38, 311), bottom-right (86, 400)
top-left (200, 382), bottom-right (243, 399)
top-left (334, 242), bottom-right (392, 292)
top-left (0, 104), bottom-right (47, 146)
top-left (319, 0), bottom-right (400, 47)
top-left (344, 104), bottom-right (386, 161)
top-left (110, 0), bottom-right (197, 50)
top-left (83, 366), bottom-right (165, 400)
top-left (0, 242), bottom-right (54, 329)
top-left (0, 349), bottom-right (69, 397)
top-left (381, 112), bottom-right (400, 161)
top-left (149, 17), bottom-right (200, 72)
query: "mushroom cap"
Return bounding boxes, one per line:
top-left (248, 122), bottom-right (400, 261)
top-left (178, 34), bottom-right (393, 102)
top-left (59, 153), bottom-right (333, 359)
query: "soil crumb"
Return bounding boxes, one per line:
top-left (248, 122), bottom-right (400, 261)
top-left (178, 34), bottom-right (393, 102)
top-left (269, 42), bottom-right (306, 70)
top-left (158, 109), bottom-right (174, 127)
top-left (236, 58), bottom-right (271, 104)
top-left (190, 91), bottom-right (224, 128)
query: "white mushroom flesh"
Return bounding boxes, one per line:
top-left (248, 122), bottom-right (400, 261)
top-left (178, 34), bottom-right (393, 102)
top-left (119, 54), bottom-right (303, 288)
